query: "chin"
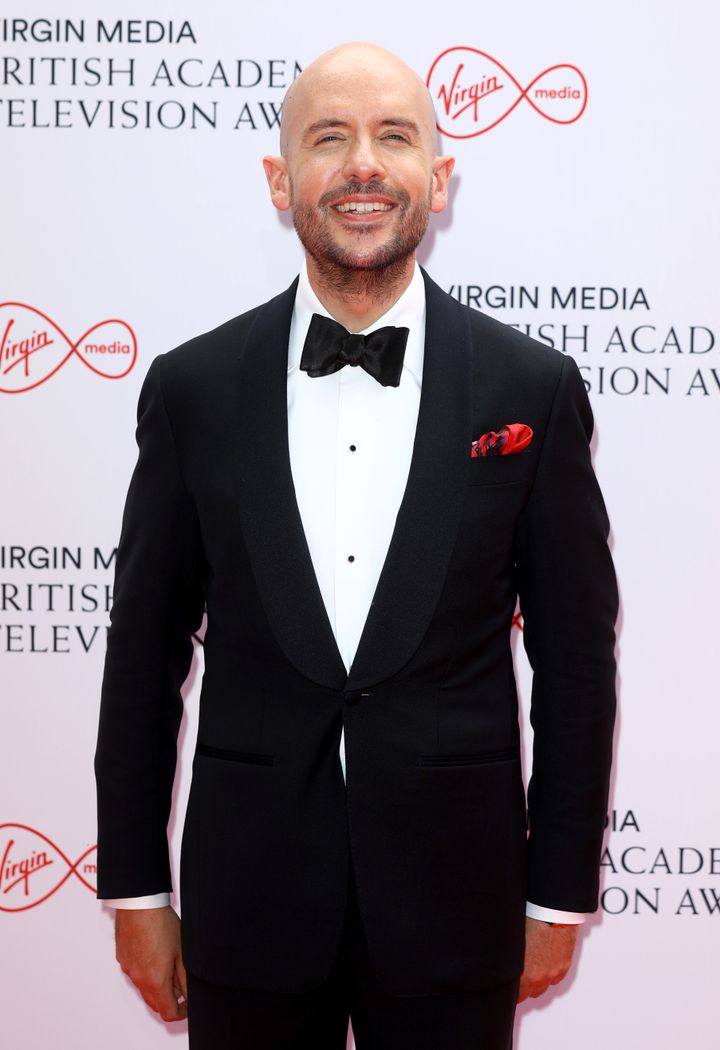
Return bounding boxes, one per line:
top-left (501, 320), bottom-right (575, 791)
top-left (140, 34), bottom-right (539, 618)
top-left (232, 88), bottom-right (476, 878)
top-left (337, 249), bottom-right (393, 270)
top-left (330, 237), bottom-right (404, 271)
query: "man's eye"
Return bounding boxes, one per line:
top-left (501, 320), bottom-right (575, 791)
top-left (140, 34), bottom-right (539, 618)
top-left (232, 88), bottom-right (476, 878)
top-left (317, 134), bottom-right (342, 143)
top-left (383, 133), bottom-right (408, 142)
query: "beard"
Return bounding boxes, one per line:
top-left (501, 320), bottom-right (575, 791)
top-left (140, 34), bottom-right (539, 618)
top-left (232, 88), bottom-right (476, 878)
top-left (290, 178), bottom-right (431, 300)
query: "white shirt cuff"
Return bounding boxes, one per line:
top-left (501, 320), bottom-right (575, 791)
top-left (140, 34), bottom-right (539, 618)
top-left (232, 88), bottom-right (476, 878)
top-left (101, 892), bottom-right (171, 909)
top-left (525, 901), bottom-right (586, 924)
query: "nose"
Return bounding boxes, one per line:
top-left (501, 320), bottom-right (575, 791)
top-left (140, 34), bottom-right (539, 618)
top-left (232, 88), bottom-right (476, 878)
top-left (341, 135), bottom-right (386, 183)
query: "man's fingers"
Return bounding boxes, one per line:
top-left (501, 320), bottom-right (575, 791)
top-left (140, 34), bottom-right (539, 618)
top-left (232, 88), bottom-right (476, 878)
top-left (547, 925), bottom-right (578, 985)
top-left (137, 975), bottom-right (188, 1021)
top-left (518, 975), bottom-right (550, 1001)
top-left (114, 906), bottom-right (187, 1022)
top-left (517, 977), bottom-right (532, 1003)
top-left (548, 960), bottom-right (571, 986)
top-left (518, 918), bottom-right (579, 1002)
top-left (172, 974), bottom-right (184, 1002)
top-left (160, 994), bottom-right (188, 1022)
top-left (135, 970), bottom-right (187, 1021)
top-left (142, 981), bottom-right (188, 1022)
top-left (175, 952), bottom-right (188, 1002)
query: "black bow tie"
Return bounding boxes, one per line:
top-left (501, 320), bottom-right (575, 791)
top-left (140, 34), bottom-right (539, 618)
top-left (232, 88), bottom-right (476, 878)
top-left (299, 313), bottom-right (409, 388)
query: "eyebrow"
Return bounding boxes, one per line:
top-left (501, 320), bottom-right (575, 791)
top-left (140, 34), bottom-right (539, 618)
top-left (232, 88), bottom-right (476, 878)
top-left (304, 117), bottom-right (421, 137)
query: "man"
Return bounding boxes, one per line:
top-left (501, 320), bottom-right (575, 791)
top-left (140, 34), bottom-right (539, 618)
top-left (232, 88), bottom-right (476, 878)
top-left (95, 41), bottom-right (617, 1049)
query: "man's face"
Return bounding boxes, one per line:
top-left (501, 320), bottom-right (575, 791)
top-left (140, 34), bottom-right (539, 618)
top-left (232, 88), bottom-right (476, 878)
top-left (264, 54), bottom-right (453, 274)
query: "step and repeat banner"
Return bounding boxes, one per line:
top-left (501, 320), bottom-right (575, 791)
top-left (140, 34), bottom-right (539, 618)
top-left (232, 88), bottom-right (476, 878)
top-left (1, 1), bottom-right (717, 1046)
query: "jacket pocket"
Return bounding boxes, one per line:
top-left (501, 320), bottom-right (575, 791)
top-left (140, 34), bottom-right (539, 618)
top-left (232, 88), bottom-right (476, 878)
top-left (196, 742), bottom-right (275, 766)
top-left (416, 747), bottom-right (518, 768)
top-left (468, 452), bottom-right (532, 487)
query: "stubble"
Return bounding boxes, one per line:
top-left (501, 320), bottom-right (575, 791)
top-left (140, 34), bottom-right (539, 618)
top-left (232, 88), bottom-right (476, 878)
top-left (290, 179), bottom-right (431, 304)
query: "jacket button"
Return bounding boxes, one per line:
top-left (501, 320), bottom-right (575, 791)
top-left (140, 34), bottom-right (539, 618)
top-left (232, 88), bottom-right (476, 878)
top-left (343, 689), bottom-right (376, 706)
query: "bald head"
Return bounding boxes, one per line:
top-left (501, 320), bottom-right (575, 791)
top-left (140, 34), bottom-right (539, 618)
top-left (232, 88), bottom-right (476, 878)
top-left (280, 42), bottom-right (439, 158)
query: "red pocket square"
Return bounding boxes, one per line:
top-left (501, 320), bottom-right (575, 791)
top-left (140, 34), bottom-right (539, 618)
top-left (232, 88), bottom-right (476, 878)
top-left (471, 423), bottom-right (534, 458)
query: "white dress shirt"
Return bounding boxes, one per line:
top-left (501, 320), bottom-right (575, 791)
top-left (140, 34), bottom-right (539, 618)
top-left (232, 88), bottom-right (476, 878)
top-left (104, 261), bottom-right (584, 924)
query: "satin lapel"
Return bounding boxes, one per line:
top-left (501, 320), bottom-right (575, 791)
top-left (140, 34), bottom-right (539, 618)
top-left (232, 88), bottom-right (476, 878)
top-left (234, 278), bottom-right (348, 691)
top-left (345, 269), bottom-right (473, 690)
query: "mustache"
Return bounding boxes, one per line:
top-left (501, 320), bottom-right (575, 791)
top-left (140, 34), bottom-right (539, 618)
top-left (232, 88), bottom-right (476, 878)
top-left (317, 181), bottom-right (410, 209)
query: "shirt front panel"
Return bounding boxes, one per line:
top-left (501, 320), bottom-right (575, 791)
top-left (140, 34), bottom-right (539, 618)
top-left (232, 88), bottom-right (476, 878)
top-left (287, 263), bottom-right (425, 781)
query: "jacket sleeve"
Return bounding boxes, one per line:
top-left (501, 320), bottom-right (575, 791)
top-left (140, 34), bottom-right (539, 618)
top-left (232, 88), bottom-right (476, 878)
top-left (94, 355), bottom-right (205, 899)
top-left (514, 353), bottom-right (618, 913)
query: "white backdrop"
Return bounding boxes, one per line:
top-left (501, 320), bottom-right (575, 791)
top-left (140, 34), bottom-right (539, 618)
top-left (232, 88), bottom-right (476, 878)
top-left (2, 1), bottom-right (718, 1046)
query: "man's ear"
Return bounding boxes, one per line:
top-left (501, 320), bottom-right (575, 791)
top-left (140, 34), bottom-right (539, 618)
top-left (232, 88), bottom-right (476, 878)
top-left (262, 155), bottom-right (291, 211)
top-left (430, 155), bottom-right (455, 214)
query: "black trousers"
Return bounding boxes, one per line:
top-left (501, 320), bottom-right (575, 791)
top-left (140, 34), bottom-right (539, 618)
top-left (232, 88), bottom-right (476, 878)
top-left (187, 857), bottom-right (518, 1050)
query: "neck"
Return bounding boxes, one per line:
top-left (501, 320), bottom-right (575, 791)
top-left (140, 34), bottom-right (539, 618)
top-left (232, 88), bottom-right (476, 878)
top-left (305, 254), bottom-right (416, 332)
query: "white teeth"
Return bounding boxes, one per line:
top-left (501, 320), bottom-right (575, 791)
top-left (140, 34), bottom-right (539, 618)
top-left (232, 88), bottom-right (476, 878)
top-left (334, 202), bottom-right (393, 213)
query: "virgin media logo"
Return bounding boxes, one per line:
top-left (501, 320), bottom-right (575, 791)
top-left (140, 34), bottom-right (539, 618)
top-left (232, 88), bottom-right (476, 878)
top-left (427, 47), bottom-right (588, 139)
top-left (0, 303), bottom-right (137, 393)
top-left (0, 823), bottom-right (97, 911)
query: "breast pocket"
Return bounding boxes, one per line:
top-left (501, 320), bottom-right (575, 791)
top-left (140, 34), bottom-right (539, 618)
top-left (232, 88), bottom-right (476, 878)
top-left (467, 453), bottom-right (532, 487)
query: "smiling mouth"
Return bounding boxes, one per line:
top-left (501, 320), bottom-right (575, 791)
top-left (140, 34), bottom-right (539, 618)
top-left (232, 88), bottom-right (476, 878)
top-left (333, 201), bottom-right (395, 214)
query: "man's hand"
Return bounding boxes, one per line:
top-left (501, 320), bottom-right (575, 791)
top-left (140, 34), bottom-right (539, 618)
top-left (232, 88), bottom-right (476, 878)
top-left (517, 917), bottom-right (579, 1002)
top-left (115, 905), bottom-right (188, 1022)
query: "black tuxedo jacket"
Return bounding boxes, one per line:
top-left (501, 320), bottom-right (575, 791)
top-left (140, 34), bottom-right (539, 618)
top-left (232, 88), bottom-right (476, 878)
top-left (95, 269), bottom-right (617, 996)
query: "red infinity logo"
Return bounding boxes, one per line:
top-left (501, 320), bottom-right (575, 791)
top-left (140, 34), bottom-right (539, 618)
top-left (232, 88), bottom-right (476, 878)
top-left (0, 302), bottom-right (137, 393)
top-left (0, 823), bottom-right (97, 911)
top-left (427, 47), bottom-right (588, 138)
